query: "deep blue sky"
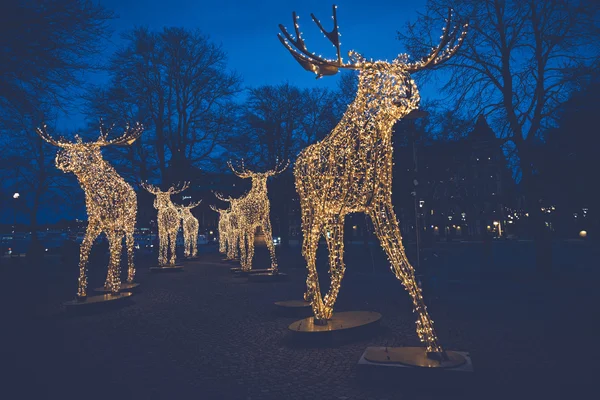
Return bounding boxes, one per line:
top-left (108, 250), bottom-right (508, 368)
top-left (58, 0), bottom-right (433, 130)
top-left (19, 0), bottom-right (439, 225)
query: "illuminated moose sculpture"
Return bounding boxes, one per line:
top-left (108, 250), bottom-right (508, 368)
top-left (177, 201), bottom-right (201, 258)
top-left (213, 191), bottom-right (245, 261)
top-left (221, 160), bottom-right (287, 272)
top-left (142, 182), bottom-right (190, 266)
top-left (210, 205), bottom-right (231, 255)
top-left (279, 5), bottom-right (467, 354)
top-left (36, 121), bottom-right (143, 298)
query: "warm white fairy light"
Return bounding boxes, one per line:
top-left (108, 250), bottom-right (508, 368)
top-left (279, 5), bottom-right (467, 354)
top-left (36, 120), bottom-right (144, 298)
top-left (177, 201), bottom-right (201, 258)
top-left (222, 160), bottom-right (288, 272)
top-left (142, 181), bottom-right (190, 266)
top-left (213, 192), bottom-right (245, 261)
top-left (210, 205), bottom-right (231, 255)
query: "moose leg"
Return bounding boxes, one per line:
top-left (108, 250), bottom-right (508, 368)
top-left (243, 228), bottom-right (256, 271)
top-left (302, 216), bottom-right (327, 322)
top-left (105, 232), bottom-right (123, 294)
top-left (125, 231), bottom-right (135, 283)
top-left (261, 219), bottom-right (278, 272)
top-left (158, 222), bottom-right (167, 266)
top-left (226, 231), bottom-right (235, 259)
top-left (191, 223), bottom-right (198, 257)
top-left (184, 227), bottom-right (191, 258)
top-left (368, 202), bottom-right (444, 354)
top-left (322, 216), bottom-right (346, 319)
top-left (168, 229), bottom-right (177, 266)
top-left (77, 225), bottom-right (101, 298)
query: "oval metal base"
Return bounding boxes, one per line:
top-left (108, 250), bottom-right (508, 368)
top-left (248, 272), bottom-right (287, 282)
top-left (63, 292), bottom-right (132, 308)
top-left (150, 265), bottom-right (184, 272)
top-left (93, 282), bottom-right (140, 293)
top-left (363, 347), bottom-right (467, 369)
top-left (289, 311), bottom-right (382, 333)
top-left (275, 300), bottom-right (311, 308)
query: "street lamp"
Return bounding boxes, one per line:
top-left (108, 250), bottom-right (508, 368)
top-left (12, 192), bottom-right (20, 256)
top-left (403, 109), bottom-right (429, 274)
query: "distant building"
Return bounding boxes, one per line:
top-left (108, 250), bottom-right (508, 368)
top-left (393, 115), bottom-right (516, 241)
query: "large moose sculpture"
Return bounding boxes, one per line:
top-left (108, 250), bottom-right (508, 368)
top-left (141, 182), bottom-right (190, 266)
top-left (213, 191), bottom-right (246, 262)
top-left (177, 201), bottom-right (202, 258)
top-left (226, 161), bottom-right (288, 273)
top-left (210, 205), bottom-right (232, 256)
top-left (279, 5), bottom-right (467, 355)
top-left (36, 121), bottom-right (144, 299)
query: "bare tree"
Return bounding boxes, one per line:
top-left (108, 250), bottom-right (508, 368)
top-left (89, 27), bottom-right (242, 180)
top-left (399, 0), bottom-right (600, 272)
top-left (0, 0), bottom-right (112, 124)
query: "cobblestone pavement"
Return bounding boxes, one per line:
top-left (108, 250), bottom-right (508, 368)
top-left (3, 242), bottom-right (598, 400)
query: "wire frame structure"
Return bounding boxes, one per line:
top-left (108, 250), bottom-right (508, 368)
top-left (142, 181), bottom-right (190, 266)
top-left (225, 160), bottom-right (288, 272)
top-left (36, 120), bottom-right (144, 298)
top-left (177, 201), bottom-right (202, 258)
top-left (213, 191), bottom-right (247, 261)
top-left (279, 5), bottom-right (467, 354)
top-left (210, 205), bottom-right (230, 255)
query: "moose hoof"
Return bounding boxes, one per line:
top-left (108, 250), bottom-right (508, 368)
top-left (313, 317), bottom-right (329, 326)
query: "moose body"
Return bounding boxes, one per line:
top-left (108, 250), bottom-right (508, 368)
top-left (218, 162), bottom-right (287, 272)
top-left (178, 203), bottom-right (201, 258)
top-left (280, 5), bottom-right (466, 354)
top-left (36, 121), bottom-right (143, 298)
top-left (143, 182), bottom-right (190, 266)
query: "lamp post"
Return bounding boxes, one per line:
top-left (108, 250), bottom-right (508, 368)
top-left (12, 192), bottom-right (20, 257)
top-left (404, 109), bottom-right (429, 275)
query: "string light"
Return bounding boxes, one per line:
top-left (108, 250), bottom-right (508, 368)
top-left (177, 201), bottom-right (201, 258)
top-left (210, 205), bottom-right (231, 255)
top-left (221, 160), bottom-right (289, 272)
top-left (36, 120), bottom-right (144, 298)
top-left (142, 182), bottom-right (190, 266)
top-left (213, 192), bottom-right (245, 261)
top-left (279, 5), bottom-right (467, 354)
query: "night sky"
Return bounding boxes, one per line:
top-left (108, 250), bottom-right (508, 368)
top-left (58, 0), bottom-right (432, 130)
top-left (11, 0), bottom-right (438, 224)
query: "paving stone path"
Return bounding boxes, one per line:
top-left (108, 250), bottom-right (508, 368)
top-left (3, 243), bottom-right (597, 399)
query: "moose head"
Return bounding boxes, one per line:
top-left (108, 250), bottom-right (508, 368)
top-left (36, 120), bottom-right (144, 175)
top-left (141, 182), bottom-right (191, 210)
top-left (227, 159), bottom-right (289, 193)
top-left (279, 5), bottom-right (467, 119)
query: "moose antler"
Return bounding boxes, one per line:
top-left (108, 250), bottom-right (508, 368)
top-left (35, 124), bottom-right (72, 148)
top-left (168, 181), bottom-right (190, 194)
top-left (265, 159), bottom-right (290, 177)
top-left (140, 181), bottom-right (162, 194)
top-left (98, 120), bottom-right (144, 147)
top-left (403, 9), bottom-right (468, 72)
top-left (180, 200), bottom-right (202, 209)
top-left (209, 205), bottom-right (227, 213)
top-left (227, 160), bottom-right (253, 179)
top-left (213, 191), bottom-right (235, 202)
top-left (278, 5), bottom-right (362, 78)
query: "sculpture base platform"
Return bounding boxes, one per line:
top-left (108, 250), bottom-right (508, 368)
top-left (93, 282), bottom-right (140, 293)
top-left (288, 311), bottom-right (381, 345)
top-left (64, 292), bottom-right (132, 309)
top-left (274, 300), bottom-right (311, 316)
top-left (275, 300), bottom-right (311, 308)
top-left (248, 272), bottom-right (288, 282)
top-left (357, 347), bottom-right (473, 384)
top-left (230, 268), bottom-right (273, 275)
top-left (150, 264), bottom-right (184, 272)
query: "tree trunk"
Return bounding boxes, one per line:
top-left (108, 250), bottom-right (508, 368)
top-left (519, 150), bottom-right (552, 277)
